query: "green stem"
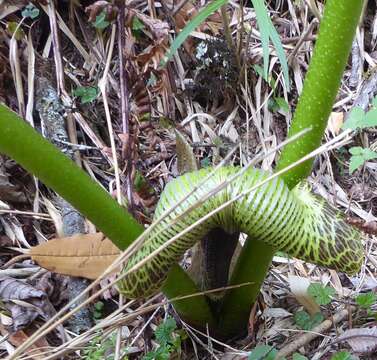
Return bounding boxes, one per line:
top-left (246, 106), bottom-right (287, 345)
top-left (0, 104), bottom-right (143, 248)
top-left (218, 239), bottom-right (273, 338)
top-left (0, 103), bottom-right (215, 326)
top-left (276, 0), bottom-right (363, 186)
top-left (218, 0), bottom-right (363, 338)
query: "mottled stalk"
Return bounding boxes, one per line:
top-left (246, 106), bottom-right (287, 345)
top-left (217, 0), bottom-right (363, 337)
top-left (0, 103), bottom-right (215, 326)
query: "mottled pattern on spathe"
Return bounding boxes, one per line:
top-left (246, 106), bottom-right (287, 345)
top-left (118, 167), bottom-right (363, 298)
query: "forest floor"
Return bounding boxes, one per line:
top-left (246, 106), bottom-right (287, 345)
top-left (1, 0), bottom-right (377, 359)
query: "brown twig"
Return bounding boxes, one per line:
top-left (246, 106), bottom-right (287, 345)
top-left (275, 306), bottom-right (356, 359)
top-left (117, 2), bottom-right (134, 211)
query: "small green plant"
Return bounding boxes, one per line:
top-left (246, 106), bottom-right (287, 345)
top-left (343, 99), bottom-right (377, 131)
top-left (93, 10), bottom-right (111, 29)
top-left (308, 283), bottom-right (336, 306)
top-left (248, 345), bottom-right (279, 360)
top-left (330, 351), bottom-right (356, 360)
top-left (252, 64), bottom-right (290, 114)
top-left (21, 3), bottom-right (40, 19)
top-left (348, 147), bottom-right (377, 174)
top-left (73, 86), bottom-right (99, 104)
top-left (292, 354), bottom-right (308, 360)
top-left (6, 21), bottom-right (25, 40)
top-left (294, 311), bottom-right (324, 330)
top-left (143, 317), bottom-right (185, 360)
top-left (342, 98), bottom-right (377, 173)
top-left (132, 17), bottom-right (145, 38)
top-left (92, 301), bottom-right (105, 320)
top-left (247, 346), bottom-right (309, 360)
top-left (83, 332), bottom-right (115, 360)
top-left (355, 291), bottom-right (377, 309)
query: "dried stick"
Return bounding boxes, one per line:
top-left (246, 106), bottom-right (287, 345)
top-left (275, 306), bottom-right (356, 359)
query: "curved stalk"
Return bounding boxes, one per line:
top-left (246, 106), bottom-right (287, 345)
top-left (0, 103), bottom-right (215, 327)
top-left (218, 0), bottom-right (363, 338)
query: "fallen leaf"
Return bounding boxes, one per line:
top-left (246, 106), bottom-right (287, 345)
top-left (0, 277), bottom-right (51, 332)
top-left (31, 233), bottom-right (121, 279)
top-left (327, 112), bottom-right (344, 136)
top-left (338, 327), bottom-right (377, 354)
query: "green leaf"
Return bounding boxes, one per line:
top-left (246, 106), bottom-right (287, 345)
top-left (342, 107), bottom-right (365, 130)
top-left (248, 345), bottom-right (278, 360)
top-left (163, 0), bottom-right (228, 64)
top-left (275, 97), bottom-right (289, 112)
top-left (251, 0), bottom-right (290, 89)
top-left (348, 147), bottom-right (377, 174)
top-left (94, 301), bottom-right (104, 311)
top-left (73, 86), bottom-right (98, 104)
top-left (363, 108), bottom-right (377, 127)
top-left (308, 283), bottom-right (336, 305)
top-left (268, 97), bottom-right (289, 113)
top-left (132, 17), bottom-right (145, 31)
top-left (355, 292), bottom-right (377, 309)
top-left (253, 64), bottom-right (267, 82)
top-left (372, 96), bottom-right (377, 108)
top-left (22, 3), bottom-right (40, 19)
top-left (93, 10), bottom-right (110, 29)
top-left (294, 311), bottom-right (324, 330)
top-left (6, 21), bottom-right (25, 40)
top-left (330, 351), bottom-right (354, 360)
top-left (155, 317), bottom-right (177, 346)
top-left (343, 105), bottom-right (377, 130)
top-left (292, 354), bottom-right (308, 360)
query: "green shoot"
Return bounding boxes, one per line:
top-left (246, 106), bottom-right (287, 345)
top-left (294, 311), bottom-right (324, 330)
top-left (73, 86), bottom-right (99, 104)
top-left (308, 283), bottom-right (336, 305)
top-left (348, 147), bottom-right (377, 174)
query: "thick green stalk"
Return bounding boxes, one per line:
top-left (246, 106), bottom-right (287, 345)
top-left (276, 0), bottom-right (364, 186)
top-left (0, 103), bottom-right (215, 326)
top-left (0, 104), bottom-right (143, 247)
top-left (218, 0), bottom-right (363, 338)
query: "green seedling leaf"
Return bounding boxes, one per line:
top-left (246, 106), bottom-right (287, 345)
top-left (155, 317), bottom-right (177, 346)
top-left (363, 108), bottom-right (377, 127)
top-left (163, 0), bottom-right (228, 64)
top-left (200, 157), bottom-right (211, 168)
top-left (308, 283), bottom-right (335, 305)
top-left (292, 354), bottom-right (308, 360)
top-left (330, 351), bottom-right (355, 360)
top-left (253, 64), bottom-right (268, 82)
top-left (294, 311), bottom-right (324, 330)
top-left (22, 3), bottom-right (40, 19)
top-left (94, 301), bottom-right (104, 311)
top-left (275, 97), bottom-right (289, 112)
top-left (248, 345), bottom-right (278, 360)
top-left (251, 0), bottom-right (290, 89)
top-left (268, 97), bottom-right (289, 113)
top-left (94, 10), bottom-right (110, 29)
top-left (7, 21), bottom-right (25, 40)
top-left (355, 292), bottom-right (377, 309)
top-left (349, 147), bottom-right (377, 174)
top-left (343, 107), bottom-right (365, 130)
top-left (73, 86), bottom-right (98, 104)
top-left (132, 17), bottom-right (145, 31)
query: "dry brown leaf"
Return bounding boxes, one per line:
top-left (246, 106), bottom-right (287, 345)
top-left (0, 324), bottom-right (50, 360)
top-left (327, 112), bottom-right (344, 136)
top-left (338, 327), bottom-right (377, 354)
top-left (31, 233), bottom-right (121, 280)
top-left (0, 277), bottom-right (50, 332)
